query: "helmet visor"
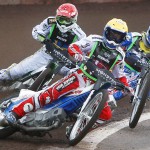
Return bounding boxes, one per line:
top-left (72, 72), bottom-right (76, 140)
top-left (56, 16), bottom-right (73, 25)
top-left (105, 28), bottom-right (126, 44)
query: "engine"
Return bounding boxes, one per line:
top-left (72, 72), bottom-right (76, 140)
top-left (19, 108), bottom-right (67, 128)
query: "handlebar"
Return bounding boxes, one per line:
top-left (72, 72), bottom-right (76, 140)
top-left (112, 81), bottom-right (131, 93)
top-left (44, 40), bottom-right (76, 68)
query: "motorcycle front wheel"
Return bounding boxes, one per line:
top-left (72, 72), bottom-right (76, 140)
top-left (129, 71), bottom-right (150, 128)
top-left (0, 126), bottom-right (16, 139)
top-left (68, 89), bottom-right (108, 146)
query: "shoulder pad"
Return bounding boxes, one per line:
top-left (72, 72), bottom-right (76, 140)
top-left (116, 46), bottom-right (125, 59)
top-left (87, 34), bottom-right (103, 42)
top-left (47, 16), bottom-right (56, 24)
top-left (131, 32), bottom-right (142, 38)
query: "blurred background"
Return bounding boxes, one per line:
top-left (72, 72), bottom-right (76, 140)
top-left (0, 0), bottom-right (145, 5)
top-left (0, 1), bottom-right (149, 148)
top-left (0, 0), bottom-right (149, 68)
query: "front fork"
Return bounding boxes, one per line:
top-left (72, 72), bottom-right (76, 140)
top-left (79, 90), bottom-right (95, 115)
top-left (132, 78), bottom-right (141, 105)
top-left (79, 78), bottom-right (103, 115)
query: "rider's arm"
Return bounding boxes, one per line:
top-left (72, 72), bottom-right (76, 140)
top-left (68, 38), bottom-right (91, 61)
top-left (71, 23), bottom-right (86, 41)
top-left (112, 55), bottom-right (129, 86)
top-left (32, 17), bottom-right (55, 43)
top-left (68, 35), bottom-right (101, 61)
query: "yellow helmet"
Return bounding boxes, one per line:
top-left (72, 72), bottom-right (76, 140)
top-left (103, 18), bottom-right (128, 49)
top-left (139, 32), bottom-right (150, 53)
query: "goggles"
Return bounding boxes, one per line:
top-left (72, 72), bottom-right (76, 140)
top-left (56, 16), bottom-right (73, 25)
top-left (105, 27), bottom-right (126, 44)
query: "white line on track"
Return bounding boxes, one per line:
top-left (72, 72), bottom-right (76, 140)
top-left (77, 112), bottom-right (150, 150)
top-left (39, 112), bottom-right (150, 150)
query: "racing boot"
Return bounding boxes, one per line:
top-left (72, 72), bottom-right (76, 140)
top-left (107, 94), bottom-right (117, 111)
top-left (0, 63), bottom-right (17, 86)
top-left (90, 102), bottom-right (112, 131)
top-left (5, 111), bottom-right (19, 126)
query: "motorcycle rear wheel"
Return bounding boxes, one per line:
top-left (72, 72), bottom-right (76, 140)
top-left (0, 93), bottom-right (18, 138)
top-left (0, 126), bottom-right (16, 139)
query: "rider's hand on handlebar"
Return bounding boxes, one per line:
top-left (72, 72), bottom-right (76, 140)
top-left (37, 33), bottom-right (46, 43)
top-left (74, 54), bottom-right (84, 62)
top-left (74, 54), bottom-right (90, 62)
top-left (44, 40), bottom-right (55, 52)
top-left (67, 67), bottom-right (79, 75)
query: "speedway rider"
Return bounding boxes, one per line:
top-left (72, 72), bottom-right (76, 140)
top-left (125, 26), bottom-right (150, 78)
top-left (116, 26), bottom-right (150, 99)
top-left (5, 18), bottom-right (130, 124)
top-left (0, 3), bottom-right (86, 82)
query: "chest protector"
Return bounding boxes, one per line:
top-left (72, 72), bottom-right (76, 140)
top-left (80, 42), bottom-right (120, 81)
top-left (92, 43), bottom-right (119, 70)
top-left (48, 24), bottom-right (77, 50)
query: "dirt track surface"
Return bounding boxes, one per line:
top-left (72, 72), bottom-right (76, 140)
top-left (0, 1), bottom-right (150, 150)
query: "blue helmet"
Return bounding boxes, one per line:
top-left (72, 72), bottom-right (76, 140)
top-left (142, 26), bottom-right (150, 49)
top-left (146, 26), bottom-right (150, 46)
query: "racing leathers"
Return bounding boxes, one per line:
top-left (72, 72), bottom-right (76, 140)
top-left (114, 32), bottom-right (150, 100)
top-left (0, 16), bottom-right (86, 81)
top-left (111, 32), bottom-right (143, 100)
top-left (9, 35), bottom-right (128, 122)
top-left (124, 32), bottom-right (150, 90)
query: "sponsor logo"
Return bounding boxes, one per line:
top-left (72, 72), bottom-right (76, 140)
top-left (56, 76), bottom-right (76, 91)
top-left (23, 103), bottom-right (34, 113)
top-left (81, 43), bottom-right (90, 48)
top-left (103, 52), bottom-right (111, 58)
top-left (45, 96), bottom-right (51, 104)
top-left (53, 49), bottom-right (72, 64)
top-left (97, 55), bottom-right (110, 63)
top-left (96, 68), bottom-right (116, 84)
top-left (56, 36), bottom-right (67, 42)
top-left (48, 18), bottom-right (56, 24)
top-left (70, 90), bottom-right (82, 95)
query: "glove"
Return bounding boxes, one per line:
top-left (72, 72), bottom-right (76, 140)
top-left (0, 63), bottom-right (17, 81)
top-left (37, 34), bottom-right (46, 43)
top-left (44, 40), bottom-right (55, 52)
top-left (67, 67), bottom-right (79, 75)
top-left (74, 54), bottom-right (83, 62)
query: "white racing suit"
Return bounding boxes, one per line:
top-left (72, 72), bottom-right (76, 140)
top-left (0, 16), bottom-right (86, 80)
top-left (112, 32), bottom-right (142, 100)
top-left (11, 35), bottom-right (128, 121)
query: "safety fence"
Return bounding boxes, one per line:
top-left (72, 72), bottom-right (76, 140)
top-left (0, 0), bottom-right (144, 5)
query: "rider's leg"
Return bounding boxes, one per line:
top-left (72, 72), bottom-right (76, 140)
top-left (11, 72), bottom-right (83, 118)
top-left (0, 46), bottom-right (52, 82)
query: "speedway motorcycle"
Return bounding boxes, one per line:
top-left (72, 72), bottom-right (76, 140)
top-left (0, 57), bottom-right (120, 146)
top-left (0, 41), bottom-right (74, 98)
top-left (128, 56), bottom-right (150, 128)
top-left (124, 36), bottom-right (150, 128)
